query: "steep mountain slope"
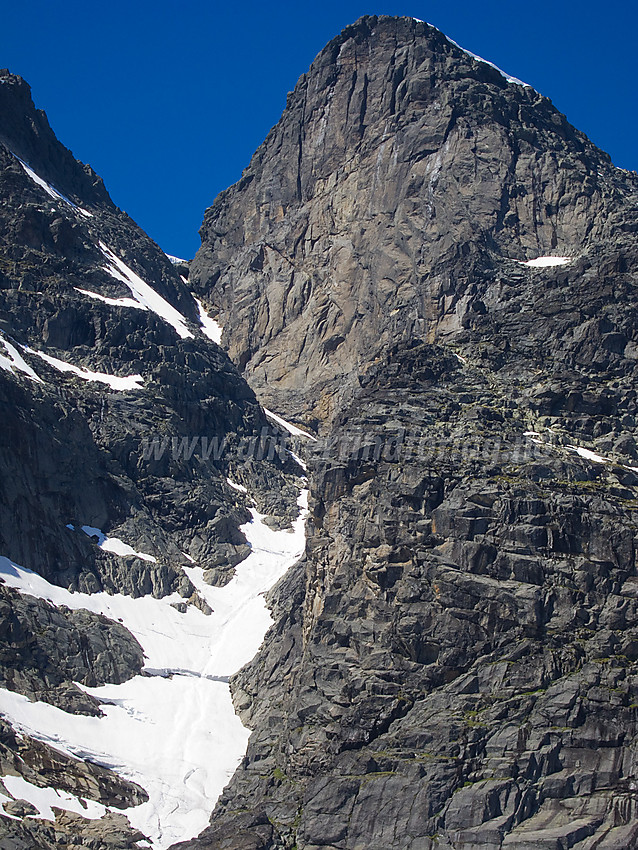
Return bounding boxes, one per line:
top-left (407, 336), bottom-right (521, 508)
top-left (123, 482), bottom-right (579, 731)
top-left (190, 16), bottom-right (637, 429)
top-left (0, 69), bottom-right (304, 848)
top-left (185, 16), bottom-right (638, 850)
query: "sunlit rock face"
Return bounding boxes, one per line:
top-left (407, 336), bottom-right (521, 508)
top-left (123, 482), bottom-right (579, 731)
top-left (191, 15), bottom-right (637, 429)
top-left (184, 15), bottom-right (638, 850)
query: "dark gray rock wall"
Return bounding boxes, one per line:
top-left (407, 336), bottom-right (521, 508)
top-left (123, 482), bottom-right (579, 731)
top-left (186, 342), bottom-right (638, 850)
top-left (0, 68), bottom-right (300, 848)
top-left (0, 584), bottom-right (144, 713)
top-left (184, 15), bottom-right (638, 850)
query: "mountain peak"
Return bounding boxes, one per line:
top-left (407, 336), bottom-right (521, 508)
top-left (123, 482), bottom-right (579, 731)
top-left (0, 66), bottom-right (111, 209)
top-left (3, 18), bottom-right (638, 850)
top-left (191, 15), bottom-right (632, 424)
top-left (319, 14), bottom-right (530, 92)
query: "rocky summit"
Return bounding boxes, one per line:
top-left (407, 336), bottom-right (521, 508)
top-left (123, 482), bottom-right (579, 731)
top-left (1, 13), bottom-right (638, 850)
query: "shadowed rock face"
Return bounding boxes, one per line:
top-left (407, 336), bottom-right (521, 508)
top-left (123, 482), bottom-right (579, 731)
top-left (183, 15), bottom-right (638, 850)
top-left (0, 68), bottom-right (302, 597)
top-left (0, 69), bottom-right (302, 848)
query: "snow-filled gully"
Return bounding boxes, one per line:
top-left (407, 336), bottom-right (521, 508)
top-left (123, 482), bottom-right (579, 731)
top-left (0, 490), bottom-right (309, 848)
top-left (2, 150), bottom-right (312, 843)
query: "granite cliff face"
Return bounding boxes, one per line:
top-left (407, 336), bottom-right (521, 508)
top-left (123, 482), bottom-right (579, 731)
top-left (184, 16), bottom-right (638, 850)
top-left (190, 15), bottom-right (637, 428)
top-left (3, 13), bottom-right (638, 850)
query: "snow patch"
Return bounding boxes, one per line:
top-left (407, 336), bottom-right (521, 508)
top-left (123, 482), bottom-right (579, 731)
top-left (528, 434), bottom-right (638, 473)
top-left (405, 16), bottom-right (530, 86)
top-left (100, 242), bottom-right (193, 340)
top-left (226, 478), bottom-right (248, 494)
top-left (264, 408), bottom-right (317, 441)
top-left (421, 24), bottom-right (531, 87)
top-left (567, 445), bottom-right (609, 464)
top-left (447, 38), bottom-right (530, 87)
top-left (26, 347), bottom-right (144, 391)
top-left (524, 433), bottom-right (545, 446)
top-left (0, 335), bottom-right (43, 383)
top-left (195, 298), bottom-right (223, 344)
top-left (76, 288), bottom-right (146, 311)
top-left (13, 154), bottom-right (92, 217)
top-left (0, 489), bottom-right (309, 849)
top-left (519, 256), bottom-right (571, 268)
top-left (287, 450), bottom-right (308, 473)
top-left (566, 444), bottom-right (638, 475)
top-left (165, 255), bottom-right (186, 265)
top-left (0, 785), bottom-right (20, 820)
top-left (78, 526), bottom-right (157, 563)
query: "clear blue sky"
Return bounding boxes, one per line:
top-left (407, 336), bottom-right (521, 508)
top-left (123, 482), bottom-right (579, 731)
top-left (2, 1), bottom-right (635, 259)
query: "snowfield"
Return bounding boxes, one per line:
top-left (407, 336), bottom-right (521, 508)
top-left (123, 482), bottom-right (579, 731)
top-left (0, 490), bottom-right (308, 848)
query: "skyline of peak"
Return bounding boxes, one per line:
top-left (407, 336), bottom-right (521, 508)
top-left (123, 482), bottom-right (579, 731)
top-left (2, 3), bottom-right (634, 258)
